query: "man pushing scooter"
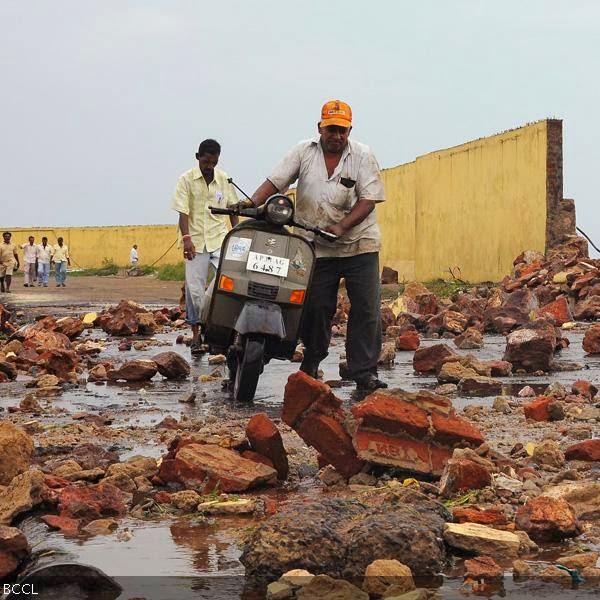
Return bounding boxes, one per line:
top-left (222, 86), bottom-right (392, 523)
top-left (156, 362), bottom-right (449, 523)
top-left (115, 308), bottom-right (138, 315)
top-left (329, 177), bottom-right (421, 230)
top-left (245, 100), bottom-right (388, 392)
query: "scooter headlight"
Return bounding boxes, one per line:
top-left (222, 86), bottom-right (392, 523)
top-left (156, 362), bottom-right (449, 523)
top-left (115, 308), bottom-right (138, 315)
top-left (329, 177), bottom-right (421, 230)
top-left (265, 195), bottom-right (294, 225)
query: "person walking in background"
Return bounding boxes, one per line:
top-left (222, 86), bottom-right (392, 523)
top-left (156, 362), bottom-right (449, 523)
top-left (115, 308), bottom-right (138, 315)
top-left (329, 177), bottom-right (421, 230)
top-left (36, 236), bottom-right (53, 287)
top-left (21, 235), bottom-right (37, 287)
top-left (127, 244), bottom-right (139, 276)
top-left (0, 232), bottom-right (19, 294)
top-left (130, 244), bottom-right (139, 266)
top-left (52, 236), bottom-right (70, 287)
top-left (171, 138), bottom-right (239, 355)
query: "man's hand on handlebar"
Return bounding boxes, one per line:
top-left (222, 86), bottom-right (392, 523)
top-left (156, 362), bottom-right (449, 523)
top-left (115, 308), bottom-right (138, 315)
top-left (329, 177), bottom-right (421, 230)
top-left (229, 199), bottom-right (255, 212)
top-left (325, 223), bottom-right (348, 238)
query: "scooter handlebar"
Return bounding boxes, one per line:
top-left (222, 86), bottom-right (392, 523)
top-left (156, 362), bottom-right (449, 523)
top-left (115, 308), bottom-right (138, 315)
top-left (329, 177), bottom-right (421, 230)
top-left (314, 229), bottom-right (339, 242)
top-left (209, 207), bottom-right (232, 215)
top-left (209, 205), bottom-right (259, 218)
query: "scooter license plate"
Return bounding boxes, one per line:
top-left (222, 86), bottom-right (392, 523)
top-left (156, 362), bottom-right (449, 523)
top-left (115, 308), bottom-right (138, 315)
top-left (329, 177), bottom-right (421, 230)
top-left (246, 251), bottom-right (290, 277)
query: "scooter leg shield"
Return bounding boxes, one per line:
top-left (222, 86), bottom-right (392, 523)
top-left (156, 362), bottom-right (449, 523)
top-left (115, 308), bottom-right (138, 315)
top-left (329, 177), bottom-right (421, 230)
top-left (234, 300), bottom-right (286, 338)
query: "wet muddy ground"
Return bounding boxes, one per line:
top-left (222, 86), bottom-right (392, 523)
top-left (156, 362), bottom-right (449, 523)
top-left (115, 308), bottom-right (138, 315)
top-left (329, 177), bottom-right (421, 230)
top-left (2, 280), bottom-right (599, 599)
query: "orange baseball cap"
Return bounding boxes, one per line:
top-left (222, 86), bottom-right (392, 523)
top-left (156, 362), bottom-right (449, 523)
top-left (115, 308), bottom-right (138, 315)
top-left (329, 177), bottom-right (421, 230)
top-left (320, 100), bottom-right (352, 128)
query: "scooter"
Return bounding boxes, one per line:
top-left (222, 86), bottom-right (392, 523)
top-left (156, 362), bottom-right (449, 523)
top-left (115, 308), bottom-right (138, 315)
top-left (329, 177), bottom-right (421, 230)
top-left (201, 189), bottom-right (337, 401)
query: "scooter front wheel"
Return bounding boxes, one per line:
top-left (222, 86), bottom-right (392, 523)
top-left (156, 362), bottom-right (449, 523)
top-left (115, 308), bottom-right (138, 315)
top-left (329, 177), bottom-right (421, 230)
top-left (233, 336), bottom-right (265, 402)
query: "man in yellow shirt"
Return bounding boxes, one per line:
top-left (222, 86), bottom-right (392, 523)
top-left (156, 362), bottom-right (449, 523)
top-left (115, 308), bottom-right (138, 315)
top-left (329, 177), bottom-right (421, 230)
top-left (171, 139), bottom-right (239, 355)
top-left (0, 231), bottom-right (20, 294)
top-left (52, 237), bottom-right (70, 287)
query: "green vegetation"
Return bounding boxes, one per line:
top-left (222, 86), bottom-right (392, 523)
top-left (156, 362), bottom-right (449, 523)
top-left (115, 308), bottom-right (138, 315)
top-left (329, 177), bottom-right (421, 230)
top-left (156, 263), bottom-right (185, 281)
top-left (379, 278), bottom-right (472, 300)
top-left (423, 279), bottom-right (471, 298)
top-left (156, 262), bottom-right (216, 283)
top-left (69, 257), bottom-right (120, 277)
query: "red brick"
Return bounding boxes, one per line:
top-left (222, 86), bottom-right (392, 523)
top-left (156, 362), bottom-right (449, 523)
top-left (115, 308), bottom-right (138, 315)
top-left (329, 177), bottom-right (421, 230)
top-left (464, 556), bottom-right (503, 581)
top-left (353, 429), bottom-right (434, 475)
top-left (246, 413), bottom-right (288, 479)
top-left (297, 414), bottom-right (364, 478)
top-left (43, 473), bottom-right (71, 489)
top-left (487, 360), bottom-right (513, 377)
top-left (564, 440), bottom-right (600, 462)
top-left (538, 297), bottom-right (573, 326)
top-left (173, 443), bottom-right (277, 492)
top-left (430, 412), bottom-right (485, 447)
top-left (582, 324), bottom-right (600, 354)
top-left (351, 393), bottom-right (430, 438)
top-left (429, 444), bottom-right (453, 476)
top-left (415, 292), bottom-right (439, 316)
top-left (439, 458), bottom-right (492, 497)
top-left (58, 483), bottom-right (127, 521)
top-left (157, 458), bottom-right (182, 483)
top-left (515, 496), bottom-right (581, 542)
top-left (241, 450), bottom-right (275, 469)
top-left (523, 396), bottom-right (552, 422)
top-left (413, 390), bottom-right (453, 415)
top-left (452, 507), bottom-right (508, 527)
top-left (41, 514), bottom-right (81, 535)
top-left (572, 379), bottom-right (598, 400)
top-left (395, 330), bottom-right (420, 351)
top-left (413, 344), bottom-right (456, 374)
top-left (153, 491), bottom-right (171, 504)
top-left (282, 371), bottom-right (341, 427)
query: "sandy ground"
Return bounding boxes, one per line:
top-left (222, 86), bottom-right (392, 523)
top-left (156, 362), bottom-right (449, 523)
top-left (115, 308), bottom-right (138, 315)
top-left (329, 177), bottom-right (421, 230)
top-left (3, 274), bottom-right (183, 312)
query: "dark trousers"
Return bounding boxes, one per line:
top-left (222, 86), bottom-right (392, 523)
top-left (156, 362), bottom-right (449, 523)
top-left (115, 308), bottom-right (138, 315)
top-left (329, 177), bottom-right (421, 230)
top-left (300, 252), bottom-right (382, 379)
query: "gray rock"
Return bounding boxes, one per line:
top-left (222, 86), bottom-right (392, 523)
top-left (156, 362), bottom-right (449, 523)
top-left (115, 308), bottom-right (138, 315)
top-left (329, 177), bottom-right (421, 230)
top-left (241, 494), bottom-right (449, 581)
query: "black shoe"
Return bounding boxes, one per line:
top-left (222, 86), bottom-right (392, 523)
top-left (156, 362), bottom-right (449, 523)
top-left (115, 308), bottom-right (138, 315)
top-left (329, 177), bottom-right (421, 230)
top-left (190, 341), bottom-right (205, 356)
top-left (354, 374), bottom-right (388, 392)
top-left (299, 360), bottom-right (319, 379)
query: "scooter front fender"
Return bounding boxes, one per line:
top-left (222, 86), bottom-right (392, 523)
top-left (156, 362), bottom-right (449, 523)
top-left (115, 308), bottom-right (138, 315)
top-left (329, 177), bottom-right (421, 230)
top-left (235, 300), bottom-right (286, 338)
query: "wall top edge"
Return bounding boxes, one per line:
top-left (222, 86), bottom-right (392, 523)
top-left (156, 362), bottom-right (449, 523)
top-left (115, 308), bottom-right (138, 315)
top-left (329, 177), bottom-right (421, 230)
top-left (3, 224), bottom-right (177, 232)
top-left (382, 118), bottom-right (561, 173)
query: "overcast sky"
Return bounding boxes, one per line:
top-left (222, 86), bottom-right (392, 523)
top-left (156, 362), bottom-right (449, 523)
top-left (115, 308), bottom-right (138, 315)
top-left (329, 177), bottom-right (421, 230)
top-left (2, 0), bottom-right (600, 251)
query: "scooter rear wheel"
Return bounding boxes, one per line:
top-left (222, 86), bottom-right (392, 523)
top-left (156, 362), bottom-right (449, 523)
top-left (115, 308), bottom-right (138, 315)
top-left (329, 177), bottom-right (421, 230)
top-left (233, 336), bottom-right (265, 402)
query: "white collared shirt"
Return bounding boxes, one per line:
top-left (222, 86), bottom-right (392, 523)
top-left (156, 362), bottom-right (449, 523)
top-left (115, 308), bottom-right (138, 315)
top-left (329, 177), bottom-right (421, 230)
top-left (36, 243), bottom-right (53, 264)
top-left (268, 138), bottom-right (385, 257)
top-left (21, 243), bottom-right (37, 264)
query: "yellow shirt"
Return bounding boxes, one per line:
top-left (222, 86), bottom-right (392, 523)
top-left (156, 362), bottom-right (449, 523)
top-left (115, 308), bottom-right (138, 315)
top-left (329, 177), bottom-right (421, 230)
top-left (0, 243), bottom-right (17, 266)
top-left (171, 166), bottom-right (238, 253)
top-left (52, 244), bottom-right (70, 262)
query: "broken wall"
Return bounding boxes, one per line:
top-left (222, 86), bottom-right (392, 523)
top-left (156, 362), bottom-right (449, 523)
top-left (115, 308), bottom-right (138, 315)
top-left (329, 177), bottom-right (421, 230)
top-left (379, 119), bottom-right (567, 282)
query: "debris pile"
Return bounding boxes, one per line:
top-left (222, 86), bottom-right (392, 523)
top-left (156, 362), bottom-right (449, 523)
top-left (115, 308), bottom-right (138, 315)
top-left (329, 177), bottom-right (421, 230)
top-left (283, 371), bottom-right (485, 477)
top-left (96, 300), bottom-right (160, 336)
top-left (157, 413), bottom-right (287, 493)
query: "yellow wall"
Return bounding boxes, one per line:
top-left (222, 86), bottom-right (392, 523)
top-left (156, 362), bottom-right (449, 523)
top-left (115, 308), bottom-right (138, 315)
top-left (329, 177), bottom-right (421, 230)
top-left (7, 225), bottom-right (180, 269)
top-left (378, 120), bottom-right (548, 282)
top-left (7, 121), bottom-right (549, 280)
